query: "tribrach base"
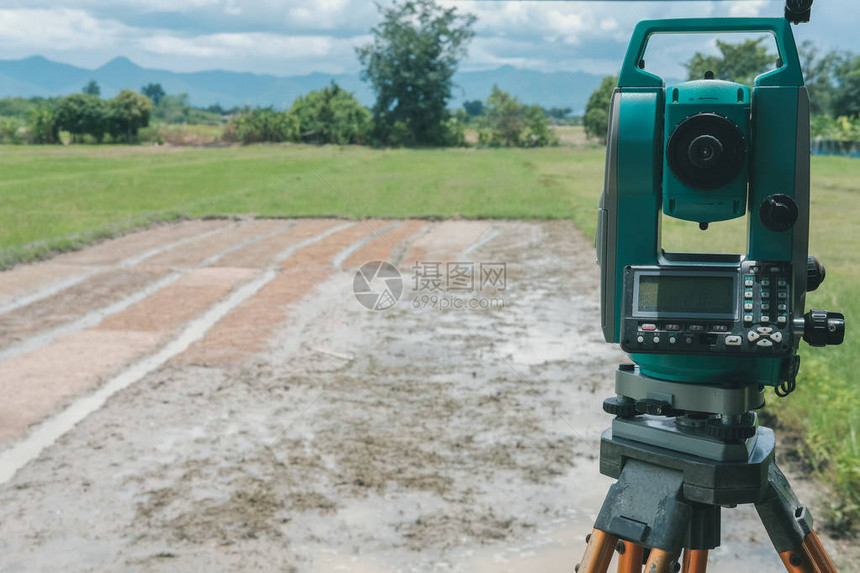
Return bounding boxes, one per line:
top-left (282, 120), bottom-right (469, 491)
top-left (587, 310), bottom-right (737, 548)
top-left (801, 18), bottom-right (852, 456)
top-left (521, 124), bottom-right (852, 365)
top-left (575, 426), bottom-right (837, 572)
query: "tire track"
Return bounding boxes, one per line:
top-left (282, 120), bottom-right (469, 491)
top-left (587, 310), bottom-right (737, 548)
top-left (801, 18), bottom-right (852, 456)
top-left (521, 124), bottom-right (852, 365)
top-left (177, 220), bottom-right (432, 367)
top-left (0, 221), bottom-right (355, 484)
top-left (0, 221), bottom-right (294, 362)
top-left (0, 222), bottom-right (233, 315)
top-left (176, 221), bottom-right (380, 366)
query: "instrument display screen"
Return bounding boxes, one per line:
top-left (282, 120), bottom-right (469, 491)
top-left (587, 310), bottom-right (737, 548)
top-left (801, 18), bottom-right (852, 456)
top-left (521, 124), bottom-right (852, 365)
top-left (635, 273), bottom-right (735, 317)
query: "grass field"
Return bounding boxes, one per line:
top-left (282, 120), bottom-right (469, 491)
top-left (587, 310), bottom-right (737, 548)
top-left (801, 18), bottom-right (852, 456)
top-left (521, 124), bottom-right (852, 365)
top-left (0, 143), bottom-right (604, 267)
top-left (1, 142), bottom-right (857, 527)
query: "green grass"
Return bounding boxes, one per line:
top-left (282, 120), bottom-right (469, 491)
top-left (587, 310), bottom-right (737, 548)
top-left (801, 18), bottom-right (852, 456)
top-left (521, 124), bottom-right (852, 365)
top-left (775, 157), bottom-right (860, 529)
top-left (0, 142), bottom-right (857, 527)
top-left (0, 143), bottom-right (604, 267)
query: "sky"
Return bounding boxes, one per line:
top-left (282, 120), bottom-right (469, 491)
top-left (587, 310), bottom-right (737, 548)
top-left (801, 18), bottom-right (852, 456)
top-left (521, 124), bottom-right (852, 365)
top-left (0, 1), bottom-right (856, 78)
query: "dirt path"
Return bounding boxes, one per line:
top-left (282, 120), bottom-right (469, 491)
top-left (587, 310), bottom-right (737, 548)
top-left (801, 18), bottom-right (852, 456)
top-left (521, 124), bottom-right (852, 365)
top-left (0, 220), bottom-right (854, 572)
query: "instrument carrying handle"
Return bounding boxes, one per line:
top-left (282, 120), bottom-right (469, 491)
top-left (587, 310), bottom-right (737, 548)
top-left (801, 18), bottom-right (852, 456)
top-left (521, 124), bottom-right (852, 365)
top-left (618, 18), bottom-right (803, 88)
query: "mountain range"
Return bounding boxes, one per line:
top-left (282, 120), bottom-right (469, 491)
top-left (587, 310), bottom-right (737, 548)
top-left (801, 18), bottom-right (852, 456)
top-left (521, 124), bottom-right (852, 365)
top-left (0, 56), bottom-right (614, 114)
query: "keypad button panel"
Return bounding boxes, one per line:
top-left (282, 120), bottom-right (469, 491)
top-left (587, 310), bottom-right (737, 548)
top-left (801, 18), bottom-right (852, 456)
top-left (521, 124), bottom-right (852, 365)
top-left (620, 261), bottom-right (793, 356)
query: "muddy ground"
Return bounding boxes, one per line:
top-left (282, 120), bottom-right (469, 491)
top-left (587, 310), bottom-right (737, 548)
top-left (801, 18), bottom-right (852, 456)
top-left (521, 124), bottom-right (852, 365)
top-left (0, 219), bottom-right (854, 572)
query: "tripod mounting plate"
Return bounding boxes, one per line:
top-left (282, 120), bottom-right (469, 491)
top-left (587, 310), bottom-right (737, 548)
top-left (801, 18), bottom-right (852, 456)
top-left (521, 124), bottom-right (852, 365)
top-left (612, 415), bottom-right (758, 462)
top-left (600, 426), bottom-right (775, 507)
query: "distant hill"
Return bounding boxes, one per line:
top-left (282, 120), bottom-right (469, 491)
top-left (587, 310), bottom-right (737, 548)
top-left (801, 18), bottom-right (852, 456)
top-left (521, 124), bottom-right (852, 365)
top-left (0, 56), bottom-right (617, 114)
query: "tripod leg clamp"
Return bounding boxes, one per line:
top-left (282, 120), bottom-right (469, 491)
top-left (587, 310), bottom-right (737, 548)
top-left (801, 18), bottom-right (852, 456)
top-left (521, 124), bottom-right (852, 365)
top-left (594, 459), bottom-right (695, 553)
top-left (755, 463), bottom-right (813, 553)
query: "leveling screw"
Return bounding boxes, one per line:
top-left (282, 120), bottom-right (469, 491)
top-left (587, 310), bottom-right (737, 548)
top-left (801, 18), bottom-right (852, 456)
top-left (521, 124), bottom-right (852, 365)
top-left (789, 553), bottom-right (804, 567)
top-left (616, 540), bottom-right (626, 554)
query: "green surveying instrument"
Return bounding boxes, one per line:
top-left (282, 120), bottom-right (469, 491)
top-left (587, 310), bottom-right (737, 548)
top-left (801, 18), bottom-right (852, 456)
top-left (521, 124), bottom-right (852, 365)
top-left (579, 2), bottom-right (847, 572)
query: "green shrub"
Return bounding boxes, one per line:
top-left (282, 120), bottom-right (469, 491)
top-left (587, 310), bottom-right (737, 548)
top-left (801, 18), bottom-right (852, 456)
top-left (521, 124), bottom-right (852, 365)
top-left (223, 108), bottom-right (299, 144)
top-left (0, 116), bottom-right (25, 144)
top-left (54, 94), bottom-right (110, 142)
top-left (109, 90), bottom-right (153, 143)
top-left (27, 104), bottom-right (59, 144)
top-left (479, 86), bottom-right (556, 147)
top-left (290, 82), bottom-right (371, 145)
top-left (583, 75), bottom-right (617, 142)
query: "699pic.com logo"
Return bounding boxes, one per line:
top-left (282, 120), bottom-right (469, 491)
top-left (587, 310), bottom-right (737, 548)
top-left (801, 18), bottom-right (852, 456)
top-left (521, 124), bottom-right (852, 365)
top-left (352, 261), bottom-right (403, 311)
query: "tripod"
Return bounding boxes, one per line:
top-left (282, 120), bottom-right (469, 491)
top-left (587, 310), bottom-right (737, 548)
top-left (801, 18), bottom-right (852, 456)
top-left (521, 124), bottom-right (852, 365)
top-left (575, 421), bottom-right (837, 573)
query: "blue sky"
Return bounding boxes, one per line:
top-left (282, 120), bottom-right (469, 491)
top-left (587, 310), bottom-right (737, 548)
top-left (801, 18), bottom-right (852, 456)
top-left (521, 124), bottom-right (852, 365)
top-left (0, 1), bottom-right (856, 77)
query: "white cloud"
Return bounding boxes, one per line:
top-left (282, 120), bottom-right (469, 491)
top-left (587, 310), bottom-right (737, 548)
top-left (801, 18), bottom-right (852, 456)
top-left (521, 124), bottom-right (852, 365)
top-left (0, 1), bottom-right (856, 78)
top-left (139, 32), bottom-right (367, 61)
top-left (728, 0), bottom-right (768, 17)
top-left (0, 8), bottom-right (129, 49)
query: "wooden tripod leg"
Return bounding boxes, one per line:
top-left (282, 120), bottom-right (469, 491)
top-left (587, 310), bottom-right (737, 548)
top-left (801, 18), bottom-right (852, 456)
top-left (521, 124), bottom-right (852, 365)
top-left (643, 548), bottom-right (677, 573)
top-left (803, 531), bottom-right (837, 572)
top-left (577, 529), bottom-right (618, 573)
top-left (755, 464), bottom-right (838, 573)
top-left (618, 541), bottom-right (645, 573)
top-left (681, 549), bottom-right (708, 573)
top-left (777, 531), bottom-right (837, 573)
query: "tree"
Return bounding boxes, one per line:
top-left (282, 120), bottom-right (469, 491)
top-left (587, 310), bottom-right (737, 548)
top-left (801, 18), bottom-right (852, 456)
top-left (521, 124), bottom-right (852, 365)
top-left (798, 41), bottom-right (841, 117)
top-left (82, 80), bottom-right (100, 96)
top-left (0, 97), bottom-right (35, 119)
top-left (141, 83), bottom-right (166, 106)
top-left (478, 86), bottom-right (555, 147)
top-left (356, 0), bottom-right (476, 146)
top-left (54, 93), bottom-right (109, 142)
top-left (463, 100), bottom-right (484, 117)
top-left (223, 108), bottom-right (299, 144)
top-left (545, 106), bottom-right (572, 120)
top-left (685, 38), bottom-right (776, 86)
top-left (27, 104), bottom-right (59, 144)
top-left (524, 104), bottom-right (555, 146)
top-left (152, 93), bottom-right (191, 124)
top-left (833, 53), bottom-right (860, 118)
top-left (480, 86), bottom-right (526, 147)
top-left (583, 75), bottom-right (617, 141)
top-left (109, 90), bottom-right (152, 142)
top-left (290, 82), bottom-right (370, 145)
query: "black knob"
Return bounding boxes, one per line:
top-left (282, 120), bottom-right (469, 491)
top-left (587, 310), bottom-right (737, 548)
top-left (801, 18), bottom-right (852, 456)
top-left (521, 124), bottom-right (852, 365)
top-left (634, 399), bottom-right (675, 416)
top-left (603, 397), bottom-right (636, 418)
top-left (707, 415), bottom-right (757, 441)
top-left (802, 309), bottom-right (845, 347)
top-left (806, 256), bottom-right (826, 291)
top-left (760, 194), bottom-right (799, 232)
top-left (785, 0), bottom-right (813, 23)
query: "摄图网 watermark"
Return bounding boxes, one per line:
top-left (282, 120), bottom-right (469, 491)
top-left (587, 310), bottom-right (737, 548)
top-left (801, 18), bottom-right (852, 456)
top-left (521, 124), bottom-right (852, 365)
top-left (353, 261), bottom-right (506, 311)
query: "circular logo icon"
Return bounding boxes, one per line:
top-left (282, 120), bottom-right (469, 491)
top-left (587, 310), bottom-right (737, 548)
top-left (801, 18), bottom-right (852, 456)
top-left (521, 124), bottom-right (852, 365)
top-left (353, 261), bottom-right (403, 311)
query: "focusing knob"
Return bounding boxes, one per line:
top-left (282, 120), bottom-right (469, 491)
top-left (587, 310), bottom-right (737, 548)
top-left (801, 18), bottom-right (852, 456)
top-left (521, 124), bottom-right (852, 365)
top-left (603, 397), bottom-right (636, 418)
top-left (666, 113), bottom-right (746, 190)
top-left (707, 414), bottom-right (757, 442)
top-left (760, 194), bottom-right (799, 232)
top-left (806, 256), bottom-right (826, 291)
top-left (802, 309), bottom-right (845, 347)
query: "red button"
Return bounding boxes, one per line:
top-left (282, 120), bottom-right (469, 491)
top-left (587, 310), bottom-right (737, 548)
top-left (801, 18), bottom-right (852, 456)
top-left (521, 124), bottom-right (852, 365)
top-left (641, 323), bottom-right (657, 331)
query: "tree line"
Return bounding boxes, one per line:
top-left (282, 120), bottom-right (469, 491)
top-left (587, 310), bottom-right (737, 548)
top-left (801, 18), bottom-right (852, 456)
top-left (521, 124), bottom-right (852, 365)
top-left (221, 81), bottom-right (559, 148)
top-left (1, 0), bottom-right (560, 149)
top-left (1, 87), bottom-right (152, 144)
top-left (583, 38), bottom-right (860, 144)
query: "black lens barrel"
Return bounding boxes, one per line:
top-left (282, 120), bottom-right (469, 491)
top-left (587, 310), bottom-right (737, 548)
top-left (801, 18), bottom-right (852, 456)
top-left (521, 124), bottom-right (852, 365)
top-left (667, 113), bottom-right (746, 190)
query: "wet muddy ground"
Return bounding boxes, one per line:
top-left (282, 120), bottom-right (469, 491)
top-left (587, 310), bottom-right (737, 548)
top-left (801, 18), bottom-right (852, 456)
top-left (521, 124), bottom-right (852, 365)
top-left (0, 219), bottom-right (854, 572)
